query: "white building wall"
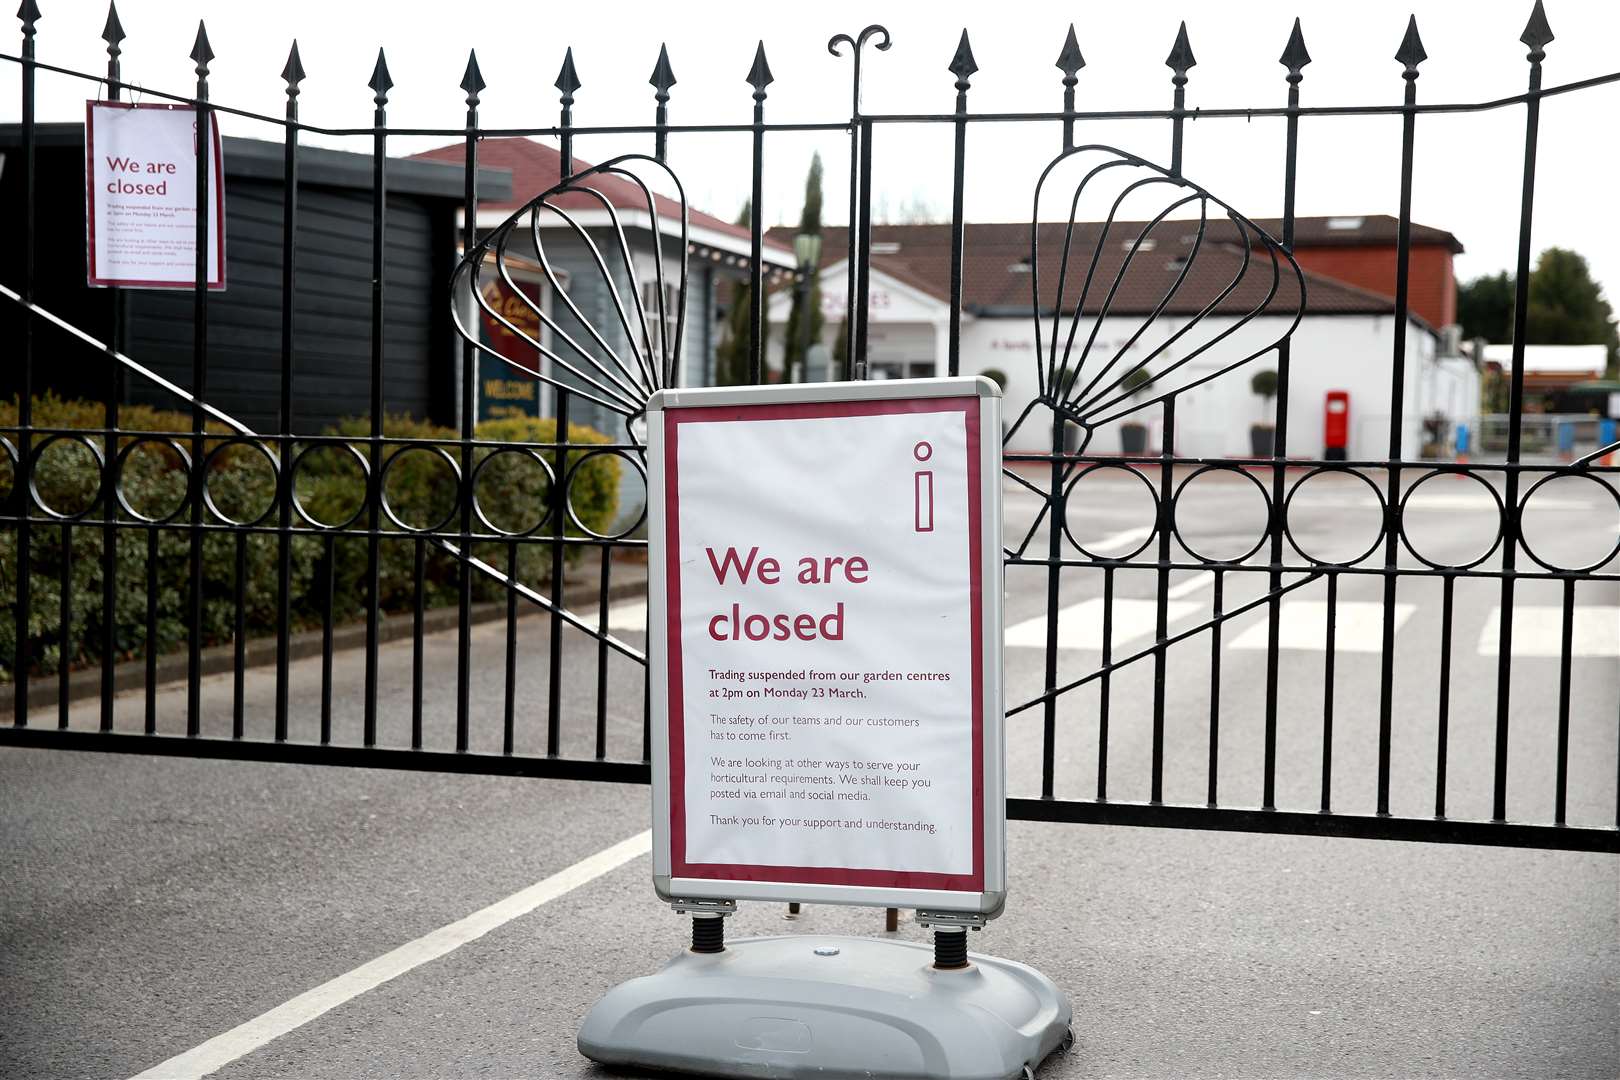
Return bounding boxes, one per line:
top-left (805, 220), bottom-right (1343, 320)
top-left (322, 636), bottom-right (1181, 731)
top-left (960, 313), bottom-right (1439, 461)
top-left (763, 263), bottom-right (1459, 463)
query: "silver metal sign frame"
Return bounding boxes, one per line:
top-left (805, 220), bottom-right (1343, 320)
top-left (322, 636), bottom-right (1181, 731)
top-left (647, 377), bottom-right (1006, 916)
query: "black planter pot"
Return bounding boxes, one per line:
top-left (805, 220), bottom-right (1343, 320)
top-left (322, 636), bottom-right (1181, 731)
top-left (1120, 423), bottom-right (1148, 455)
top-left (1250, 425), bottom-right (1276, 457)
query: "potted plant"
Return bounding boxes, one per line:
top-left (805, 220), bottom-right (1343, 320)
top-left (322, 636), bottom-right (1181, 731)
top-left (1119, 367), bottom-right (1153, 454)
top-left (1420, 410), bottom-right (1447, 459)
top-left (1249, 368), bottom-right (1279, 457)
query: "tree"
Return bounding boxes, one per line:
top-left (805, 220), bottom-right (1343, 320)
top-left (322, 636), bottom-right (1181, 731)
top-left (712, 201), bottom-right (765, 387)
top-left (1457, 270), bottom-right (1513, 344)
top-left (1455, 249), bottom-right (1618, 374)
top-left (1250, 368), bottom-right (1279, 426)
top-left (782, 153), bottom-right (826, 383)
top-left (1528, 248), bottom-right (1618, 371)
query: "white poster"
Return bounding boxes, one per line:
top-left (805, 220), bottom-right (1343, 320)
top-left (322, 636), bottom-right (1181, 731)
top-left (655, 389), bottom-right (999, 902)
top-left (86, 101), bottom-right (225, 289)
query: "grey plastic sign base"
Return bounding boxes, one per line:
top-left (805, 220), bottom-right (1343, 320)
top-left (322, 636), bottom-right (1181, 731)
top-left (577, 934), bottom-right (1073, 1080)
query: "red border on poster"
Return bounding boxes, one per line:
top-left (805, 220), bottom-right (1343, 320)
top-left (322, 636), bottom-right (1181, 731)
top-left (663, 397), bottom-right (985, 893)
top-left (85, 101), bottom-right (227, 290)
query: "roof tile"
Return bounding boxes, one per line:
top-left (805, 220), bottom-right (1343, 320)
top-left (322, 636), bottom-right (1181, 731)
top-left (410, 137), bottom-right (790, 254)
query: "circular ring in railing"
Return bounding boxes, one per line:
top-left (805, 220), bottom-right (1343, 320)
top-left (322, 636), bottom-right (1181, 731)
top-left (1282, 465), bottom-right (1387, 567)
top-left (0, 435), bottom-right (18, 505)
top-left (113, 436), bottom-right (194, 524)
top-left (378, 443), bottom-right (464, 535)
top-left (28, 433), bottom-right (107, 521)
top-left (1060, 462), bottom-right (1159, 562)
top-left (1516, 471), bottom-right (1620, 574)
top-left (200, 436), bottom-right (282, 528)
top-left (289, 440), bottom-right (372, 531)
top-left (564, 447), bottom-right (647, 541)
top-left (1169, 464), bottom-right (1273, 565)
top-left (470, 445), bottom-right (557, 537)
top-left (1396, 468), bottom-right (1505, 571)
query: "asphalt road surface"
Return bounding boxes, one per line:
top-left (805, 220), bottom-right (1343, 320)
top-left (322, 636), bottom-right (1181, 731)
top-left (3, 468), bottom-right (1616, 1079)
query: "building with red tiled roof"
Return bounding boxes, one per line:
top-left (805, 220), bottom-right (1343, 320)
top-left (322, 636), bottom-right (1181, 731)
top-left (411, 138), bottom-right (794, 267)
top-left (765, 218), bottom-right (1476, 461)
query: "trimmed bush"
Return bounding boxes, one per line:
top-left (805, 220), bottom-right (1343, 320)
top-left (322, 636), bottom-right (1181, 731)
top-left (0, 396), bottom-right (619, 682)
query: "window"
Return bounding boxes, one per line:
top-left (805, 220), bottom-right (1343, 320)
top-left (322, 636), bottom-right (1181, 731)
top-left (640, 279), bottom-right (682, 370)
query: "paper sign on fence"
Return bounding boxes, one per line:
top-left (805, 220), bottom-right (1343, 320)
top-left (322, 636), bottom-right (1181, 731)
top-left (86, 101), bottom-right (225, 289)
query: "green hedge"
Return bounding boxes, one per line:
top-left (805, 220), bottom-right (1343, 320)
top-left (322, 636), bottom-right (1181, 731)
top-left (0, 395), bottom-right (619, 681)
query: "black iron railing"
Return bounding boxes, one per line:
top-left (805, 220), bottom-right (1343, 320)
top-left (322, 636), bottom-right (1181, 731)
top-left (2, 2), bottom-right (1617, 853)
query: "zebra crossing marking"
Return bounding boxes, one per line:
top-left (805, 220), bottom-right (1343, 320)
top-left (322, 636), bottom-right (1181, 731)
top-left (1476, 605), bottom-right (1619, 658)
top-left (1229, 600), bottom-right (1415, 653)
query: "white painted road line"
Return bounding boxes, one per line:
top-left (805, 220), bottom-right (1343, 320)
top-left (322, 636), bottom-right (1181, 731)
top-left (607, 601), bottom-right (649, 632)
top-left (1007, 597), bottom-right (1202, 650)
top-left (1165, 571), bottom-right (1216, 600)
top-left (1475, 606), bottom-right (1620, 658)
top-left (129, 830), bottom-right (652, 1080)
top-left (1082, 526), bottom-right (1153, 554)
top-left (1230, 600), bottom-right (1416, 653)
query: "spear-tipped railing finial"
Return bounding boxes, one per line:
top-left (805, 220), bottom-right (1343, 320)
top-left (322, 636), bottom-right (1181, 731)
top-left (369, 48), bottom-right (393, 107)
top-left (650, 43), bottom-right (676, 103)
top-left (1056, 24), bottom-right (1085, 83)
top-left (1520, 0), bottom-right (1553, 62)
top-left (1165, 20), bottom-right (1196, 84)
top-left (1280, 17), bottom-right (1311, 81)
top-left (1056, 23), bottom-right (1086, 148)
top-left (102, 1), bottom-right (125, 53)
top-left (102, 1), bottom-right (125, 96)
top-left (555, 47), bottom-right (581, 104)
top-left (556, 48), bottom-right (580, 178)
top-left (650, 44), bottom-right (676, 160)
top-left (281, 40), bottom-right (305, 95)
top-left (1165, 21), bottom-right (1196, 174)
top-left (1395, 15), bottom-right (1427, 78)
top-left (460, 48), bottom-right (485, 108)
top-left (190, 19), bottom-right (213, 77)
top-left (746, 40), bottom-right (774, 101)
top-left (949, 29), bottom-right (978, 94)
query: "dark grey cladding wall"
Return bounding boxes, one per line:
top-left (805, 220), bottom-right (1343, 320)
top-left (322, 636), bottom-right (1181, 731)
top-left (0, 125), bottom-right (510, 437)
top-left (125, 178), bottom-right (451, 434)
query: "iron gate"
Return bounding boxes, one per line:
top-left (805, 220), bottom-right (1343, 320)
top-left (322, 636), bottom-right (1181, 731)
top-left (2, 2), bottom-right (1617, 853)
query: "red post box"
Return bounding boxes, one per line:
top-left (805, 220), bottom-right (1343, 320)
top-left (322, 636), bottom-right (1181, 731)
top-left (1324, 391), bottom-right (1350, 460)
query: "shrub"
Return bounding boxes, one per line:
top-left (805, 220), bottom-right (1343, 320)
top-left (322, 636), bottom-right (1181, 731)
top-left (1121, 366), bottom-right (1153, 396)
top-left (1, 397), bottom-right (619, 682)
top-left (0, 395), bottom-right (319, 680)
top-left (468, 415), bottom-right (620, 600)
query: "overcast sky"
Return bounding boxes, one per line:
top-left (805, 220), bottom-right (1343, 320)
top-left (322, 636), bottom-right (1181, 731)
top-left (9, 0), bottom-right (1619, 315)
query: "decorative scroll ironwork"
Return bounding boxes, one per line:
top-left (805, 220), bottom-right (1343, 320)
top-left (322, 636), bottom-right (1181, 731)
top-left (449, 154), bottom-right (690, 433)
